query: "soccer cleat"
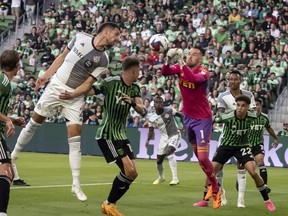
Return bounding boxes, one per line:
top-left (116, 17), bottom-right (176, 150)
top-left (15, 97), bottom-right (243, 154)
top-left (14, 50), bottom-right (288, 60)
top-left (221, 188), bottom-right (227, 206)
top-left (169, 179), bottom-right (179, 186)
top-left (212, 189), bottom-right (221, 209)
top-left (152, 177), bottom-right (165, 185)
top-left (13, 179), bottom-right (30, 186)
top-left (237, 199), bottom-right (245, 208)
top-left (102, 201), bottom-right (124, 216)
top-left (265, 200), bottom-right (276, 212)
top-left (204, 185), bottom-right (212, 200)
top-left (193, 200), bottom-right (208, 207)
top-left (71, 185), bottom-right (87, 201)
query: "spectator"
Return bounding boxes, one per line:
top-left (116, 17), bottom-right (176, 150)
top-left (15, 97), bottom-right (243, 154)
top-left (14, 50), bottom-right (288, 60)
top-left (277, 123), bottom-right (288, 136)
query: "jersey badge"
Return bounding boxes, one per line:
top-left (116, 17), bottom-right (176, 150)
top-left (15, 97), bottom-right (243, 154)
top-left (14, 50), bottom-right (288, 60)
top-left (201, 139), bottom-right (205, 144)
top-left (165, 114), bottom-right (169, 118)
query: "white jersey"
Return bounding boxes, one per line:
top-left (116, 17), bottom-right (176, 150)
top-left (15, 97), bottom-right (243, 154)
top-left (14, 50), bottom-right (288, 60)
top-left (148, 107), bottom-right (180, 138)
top-left (56, 32), bottom-right (109, 89)
top-left (217, 89), bottom-right (256, 112)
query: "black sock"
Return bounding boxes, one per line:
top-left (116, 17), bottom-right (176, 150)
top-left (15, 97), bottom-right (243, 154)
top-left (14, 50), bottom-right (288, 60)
top-left (258, 184), bottom-right (269, 201)
top-left (107, 172), bottom-right (133, 204)
top-left (0, 177), bottom-right (11, 213)
top-left (203, 185), bottom-right (210, 201)
top-left (259, 165), bottom-right (268, 185)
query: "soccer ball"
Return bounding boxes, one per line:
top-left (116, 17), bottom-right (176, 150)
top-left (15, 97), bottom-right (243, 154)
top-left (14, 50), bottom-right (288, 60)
top-left (149, 34), bottom-right (169, 52)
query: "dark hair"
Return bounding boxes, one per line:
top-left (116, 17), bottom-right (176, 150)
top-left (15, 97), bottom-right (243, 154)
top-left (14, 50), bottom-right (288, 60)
top-left (0, 50), bottom-right (19, 71)
top-left (255, 98), bottom-right (263, 105)
top-left (235, 95), bottom-right (251, 105)
top-left (154, 96), bottom-right (163, 103)
top-left (97, 22), bottom-right (120, 34)
top-left (230, 70), bottom-right (242, 77)
top-left (122, 57), bottom-right (140, 71)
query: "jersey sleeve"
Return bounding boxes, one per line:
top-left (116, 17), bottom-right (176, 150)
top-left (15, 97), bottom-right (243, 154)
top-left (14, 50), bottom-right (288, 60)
top-left (90, 67), bottom-right (107, 78)
top-left (171, 107), bottom-right (177, 116)
top-left (67, 34), bottom-right (77, 50)
top-left (217, 93), bottom-right (226, 110)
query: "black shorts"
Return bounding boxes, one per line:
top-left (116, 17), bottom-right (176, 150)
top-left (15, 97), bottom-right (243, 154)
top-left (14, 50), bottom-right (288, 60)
top-left (97, 139), bottom-right (135, 164)
top-left (0, 138), bottom-right (11, 164)
top-left (251, 143), bottom-right (265, 156)
top-left (212, 145), bottom-right (255, 167)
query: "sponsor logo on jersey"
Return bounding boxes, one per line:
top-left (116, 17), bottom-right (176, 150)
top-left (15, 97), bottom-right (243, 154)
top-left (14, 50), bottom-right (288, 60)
top-left (84, 60), bottom-right (93, 68)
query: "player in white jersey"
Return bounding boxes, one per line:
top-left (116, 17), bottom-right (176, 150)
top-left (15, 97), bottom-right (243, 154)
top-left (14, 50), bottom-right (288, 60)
top-left (145, 96), bottom-right (183, 185)
top-left (11, 22), bottom-right (121, 201)
top-left (217, 70), bottom-right (255, 208)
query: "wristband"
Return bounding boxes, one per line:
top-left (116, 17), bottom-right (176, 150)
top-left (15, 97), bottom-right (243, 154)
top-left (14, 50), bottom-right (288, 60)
top-left (130, 99), bottom-right (137, 108)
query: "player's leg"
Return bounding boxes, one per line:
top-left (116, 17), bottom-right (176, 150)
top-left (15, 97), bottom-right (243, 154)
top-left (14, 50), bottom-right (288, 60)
top-left (62, 96), bottom-right (87, 201)
top-left (236, 162), bottom-right (246, 208)
top-left (166, 134), bottom-right (181, 185)
top-left (67, 123), bottom-right (87, 201)
top-left (153, 138), bottom-right (167, 184)
top-left (11, 112), bottom-right (45, 185)
top-left (153, 154), bottom-right (166, 184)
top-left (0, 140), bottom-right (15, 216)
top-left (252, 144), bottom-right (270, 193)
top-left (100, 139), bottom-right (137, 216)
top-left (244, 160), bottom-right (276, 212)
top-left (216, 132), bottom-right (227, 205)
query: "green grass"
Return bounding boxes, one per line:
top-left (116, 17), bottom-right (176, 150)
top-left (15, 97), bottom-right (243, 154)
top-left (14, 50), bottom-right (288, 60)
top-left (9, 152), bottom-right (287, 216)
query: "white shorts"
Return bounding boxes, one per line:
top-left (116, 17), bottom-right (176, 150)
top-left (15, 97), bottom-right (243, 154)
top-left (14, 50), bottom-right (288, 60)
top-left (34, 75), bottom-right (84, 125)
top-left (158, 133), bottom-right (181, 155)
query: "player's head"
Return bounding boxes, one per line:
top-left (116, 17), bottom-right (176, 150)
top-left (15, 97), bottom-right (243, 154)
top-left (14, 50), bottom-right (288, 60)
top-left (122, 57), bottom-right (140, 82)
top-left (0, 50), bottom-right (20, 75)
top-left (97, 22), bottom-right (121, 48)
top-left (255, 98), bottom-right (263, 114)
top-left (229, 70), bottom-right (242, 91)
top-left (153, 96), bottom-right (164, 110)
top-left (235, 95), bottom-right (251, 118)
top-left (186, 47), bottom-right (203, 68)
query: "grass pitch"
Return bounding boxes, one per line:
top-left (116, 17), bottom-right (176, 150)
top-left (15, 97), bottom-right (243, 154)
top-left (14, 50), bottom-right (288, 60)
top-left (9, 152), bottom-right (287, 216)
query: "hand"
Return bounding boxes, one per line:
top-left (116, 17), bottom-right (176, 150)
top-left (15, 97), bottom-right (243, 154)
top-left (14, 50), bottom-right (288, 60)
top-left (35, 75), bottom-right (49, 92)
top-left (165, 48), bottom-right (178, 63)
top-left (122, 94), bottom-right (134, 106)
top-left (176, 49), bottom-right (185, 66)
top-left (14, 117), bottom-right (26, 127)
top-left (5, 120), bottom-right (15, 137)
top-left (59, 90), bottom-right (76, 100)
top-left (272, 139), bottom-right (279, 148)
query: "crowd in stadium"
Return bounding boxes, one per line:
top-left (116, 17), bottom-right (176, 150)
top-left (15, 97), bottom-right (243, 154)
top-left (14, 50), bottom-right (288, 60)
top-left (1, 0), bottom-right (288, 131)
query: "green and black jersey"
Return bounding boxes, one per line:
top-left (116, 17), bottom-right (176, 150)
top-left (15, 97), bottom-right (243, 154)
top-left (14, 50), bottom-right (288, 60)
top-left (249, 112), bottom-right (270, 146)
top-left (94, 76), bottom-right (140, 140)
top-left (0, 72), bottom-right (12, 139)
top-left (216, 110), bottom-right (257, 147)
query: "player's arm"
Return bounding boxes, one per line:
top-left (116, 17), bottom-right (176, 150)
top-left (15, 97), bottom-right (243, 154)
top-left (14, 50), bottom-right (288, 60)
top-left (0, 113), bottom-right (15, 137)
top-left (123, 96), bottom-right (147, 117)
top-left (266, 126), bottom-right (279, 148)
top-left (35, 47), bottom-right (70, 91)
top-left (182, 65), bottom-right (209, 83)
top-left (161, 48), bottom-right (181, 76)
top-left (145, 124), bottom-right (155, 148)
top-left (59, 76), bottom-right (96, 100)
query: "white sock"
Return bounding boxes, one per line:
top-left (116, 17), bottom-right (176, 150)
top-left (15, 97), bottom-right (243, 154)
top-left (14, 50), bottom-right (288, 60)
top-left (12, 163), bottom-right (20, 180)
top-left (0, 213), bottom-right (7, 216)
top-left (69, 136), bottom-right (81, 186)
top-left (217, 169), bottom-right (224, 189)
top-left (167, 154), bottom-right (178, 180)
top-left (156, 163), bottom-right (164, 179)
top-left (11, 119), bottom-right (41, 160)
top-left (238, 169), bottom-right (246, 202)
